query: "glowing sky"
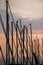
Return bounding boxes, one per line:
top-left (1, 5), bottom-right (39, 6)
top-left (0, 0), bottom-right (43, 18)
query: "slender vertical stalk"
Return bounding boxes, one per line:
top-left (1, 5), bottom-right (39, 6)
top-left (11, 22), bottom-right (14, 63)
top-left (6, 0), bottom-right (10, 65)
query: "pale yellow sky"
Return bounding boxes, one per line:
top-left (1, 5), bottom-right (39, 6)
top-left (0, 0), bottom-right (43, 18)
